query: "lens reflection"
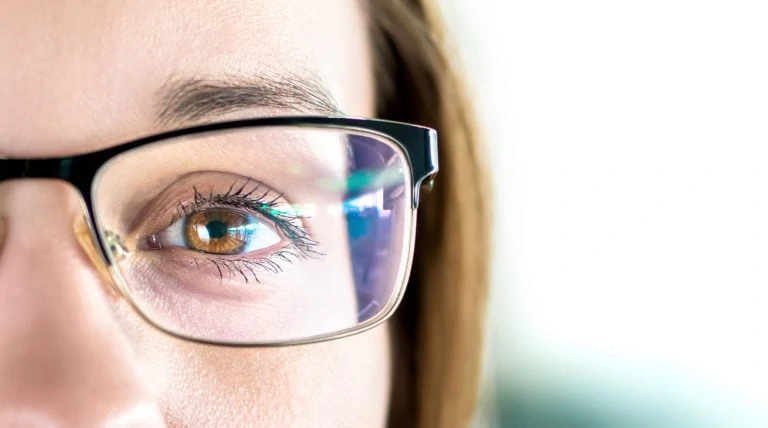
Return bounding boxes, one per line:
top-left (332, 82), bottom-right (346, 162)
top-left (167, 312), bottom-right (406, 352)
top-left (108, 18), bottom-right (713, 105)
top-left (92, 126), bottom-right (412, 344)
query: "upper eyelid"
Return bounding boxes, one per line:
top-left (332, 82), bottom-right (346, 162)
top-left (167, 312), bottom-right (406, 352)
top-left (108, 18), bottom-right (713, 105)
top-left (173, 185), bottom-right (295, 227)
top-left (165, 182), bottom-right (319, 252)
top-left (126, 173), bottom-right (282, 234)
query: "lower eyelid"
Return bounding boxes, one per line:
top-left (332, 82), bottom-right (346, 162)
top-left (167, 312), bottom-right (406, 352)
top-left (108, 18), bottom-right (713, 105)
top-left (132, 253), bottom-right (281, 294)
top-left (138, 246), bottom-right (304, 286)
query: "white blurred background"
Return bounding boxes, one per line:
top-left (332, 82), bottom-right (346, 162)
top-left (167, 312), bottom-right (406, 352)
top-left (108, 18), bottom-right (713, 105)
top-left (436, 1), bottom-right (768, 426)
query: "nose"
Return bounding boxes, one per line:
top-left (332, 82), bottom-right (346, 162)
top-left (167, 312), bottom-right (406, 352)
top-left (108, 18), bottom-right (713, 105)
top-left (0, 180), bottom-right (166, 427)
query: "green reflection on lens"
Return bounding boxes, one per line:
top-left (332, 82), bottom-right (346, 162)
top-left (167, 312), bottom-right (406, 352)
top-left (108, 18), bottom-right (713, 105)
top-left (319, 166), bottom-right (404, 192)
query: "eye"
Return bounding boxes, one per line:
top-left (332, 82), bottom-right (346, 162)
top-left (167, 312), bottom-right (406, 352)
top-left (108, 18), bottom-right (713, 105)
top-left (157, 208), bottom-right (281, 255)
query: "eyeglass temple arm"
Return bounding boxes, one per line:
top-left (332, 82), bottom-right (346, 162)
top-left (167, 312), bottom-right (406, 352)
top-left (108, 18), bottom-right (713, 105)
top-left (409, 128), bottom-right (439, 209)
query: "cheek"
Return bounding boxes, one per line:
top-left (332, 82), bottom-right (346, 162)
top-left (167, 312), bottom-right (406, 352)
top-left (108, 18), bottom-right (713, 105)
top-left (113, 301), bottom-right (391, 426)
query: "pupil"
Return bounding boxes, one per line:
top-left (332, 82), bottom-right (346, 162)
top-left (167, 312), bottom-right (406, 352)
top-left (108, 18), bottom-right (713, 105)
top-left (206, 220), bottom-right (229, 239)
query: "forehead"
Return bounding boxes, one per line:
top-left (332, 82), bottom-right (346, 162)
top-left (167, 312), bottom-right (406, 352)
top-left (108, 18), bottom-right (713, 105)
top-left (0, 0), bottom-right (373, 155)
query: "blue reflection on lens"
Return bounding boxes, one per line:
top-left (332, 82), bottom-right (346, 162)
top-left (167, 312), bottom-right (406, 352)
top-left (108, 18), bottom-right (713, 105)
top-left (346, 135), bottom-right (401, 323)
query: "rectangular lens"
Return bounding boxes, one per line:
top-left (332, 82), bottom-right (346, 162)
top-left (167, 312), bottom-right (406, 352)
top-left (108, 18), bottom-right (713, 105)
top-left (92, 126), bottom-right (413, 344)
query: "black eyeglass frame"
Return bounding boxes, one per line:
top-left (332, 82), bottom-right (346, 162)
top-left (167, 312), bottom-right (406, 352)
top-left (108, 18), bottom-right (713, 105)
top-left (0, 116), bottom-right (439, 346)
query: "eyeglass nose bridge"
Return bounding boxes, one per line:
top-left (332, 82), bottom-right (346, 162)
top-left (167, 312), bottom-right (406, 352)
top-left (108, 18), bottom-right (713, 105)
top-left (0, 157), bottom-right (73, 179)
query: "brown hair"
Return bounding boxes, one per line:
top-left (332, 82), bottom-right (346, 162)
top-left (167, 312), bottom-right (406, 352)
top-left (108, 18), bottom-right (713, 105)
top-left (367, 1), bottom-right (491, 427)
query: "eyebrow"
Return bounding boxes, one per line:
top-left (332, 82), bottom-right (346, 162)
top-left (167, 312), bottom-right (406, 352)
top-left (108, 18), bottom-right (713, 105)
top-left (154, 73), bottom-right (343, 127)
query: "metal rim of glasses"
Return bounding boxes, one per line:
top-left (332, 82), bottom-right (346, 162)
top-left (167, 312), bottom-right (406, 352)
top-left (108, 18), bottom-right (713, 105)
top-left (0, 116), bottom-right (439, 347)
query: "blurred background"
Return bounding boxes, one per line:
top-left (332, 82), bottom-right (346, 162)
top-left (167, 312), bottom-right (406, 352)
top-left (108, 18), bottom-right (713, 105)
top-left (436, 1), bottom-right (768, 427)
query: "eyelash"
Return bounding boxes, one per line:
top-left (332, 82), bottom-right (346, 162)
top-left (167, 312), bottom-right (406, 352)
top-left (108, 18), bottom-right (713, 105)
top-left (168, 179), bottom-right (322, 283)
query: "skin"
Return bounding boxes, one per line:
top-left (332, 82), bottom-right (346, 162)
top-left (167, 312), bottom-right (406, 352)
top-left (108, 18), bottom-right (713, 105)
top-left (0, 1), bottom-right (392, 426)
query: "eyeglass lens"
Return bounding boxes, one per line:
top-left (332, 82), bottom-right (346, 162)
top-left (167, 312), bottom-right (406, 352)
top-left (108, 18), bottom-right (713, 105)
top-left (91, 126), bottom-right (413, 344)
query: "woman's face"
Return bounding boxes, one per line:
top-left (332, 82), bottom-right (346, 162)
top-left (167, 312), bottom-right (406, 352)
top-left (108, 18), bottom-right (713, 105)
top-left (0, 1), bottom-right (392, 426)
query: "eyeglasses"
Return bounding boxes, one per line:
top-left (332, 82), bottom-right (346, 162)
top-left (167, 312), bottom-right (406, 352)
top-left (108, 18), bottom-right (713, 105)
top-left (0, 117), bottom-right (438, 346)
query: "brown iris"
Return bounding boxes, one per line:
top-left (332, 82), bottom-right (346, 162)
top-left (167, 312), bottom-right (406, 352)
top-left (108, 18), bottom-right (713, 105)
top-left (184, 209), bottom-right (251, 255)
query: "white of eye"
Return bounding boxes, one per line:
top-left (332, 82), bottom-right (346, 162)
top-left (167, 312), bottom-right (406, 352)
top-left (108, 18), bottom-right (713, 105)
top-left (237, 219), bottom-right (282, 252)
